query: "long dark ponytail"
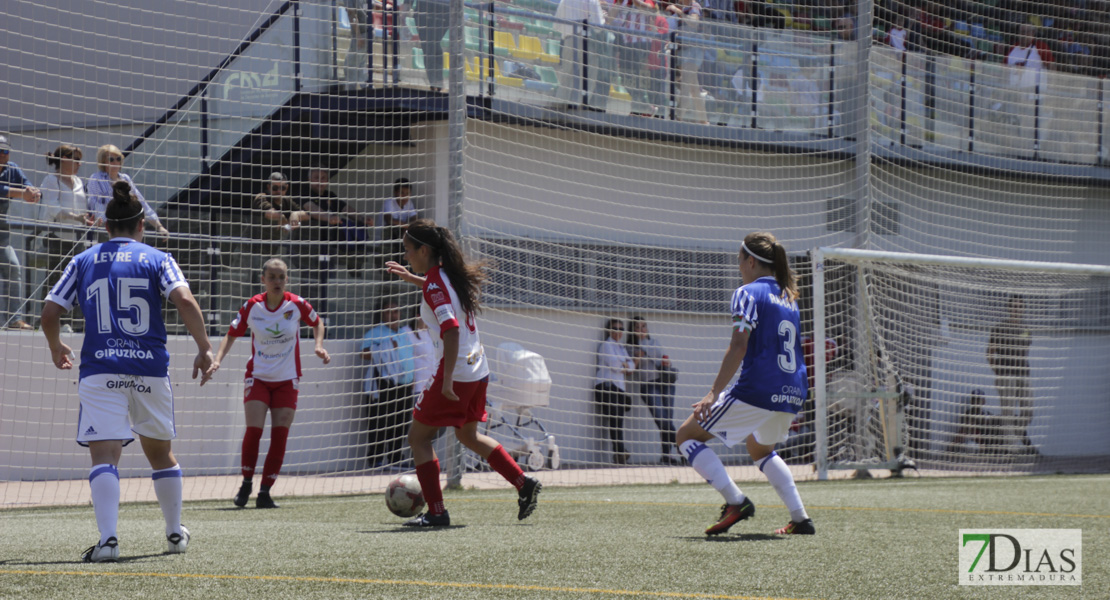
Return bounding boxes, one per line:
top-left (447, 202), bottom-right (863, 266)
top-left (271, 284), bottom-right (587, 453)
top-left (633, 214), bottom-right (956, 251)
top-left (406, 218), bottom-right (486, 316)
top-left (742, 231), bottom-right (798, 302)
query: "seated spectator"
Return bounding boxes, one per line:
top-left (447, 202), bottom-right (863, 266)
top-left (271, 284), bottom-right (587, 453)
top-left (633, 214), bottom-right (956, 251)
top-left (252, 172), bottom-right (308, 262)
top-left (886, 14), bottom-right (908, 51)
top-left (298, 165), bottom-right (374, 317)
top-left (86, 144), bottom-right (169, 240)
top-left (383, 177), bottom-right (418, 264)
top-left (0, 134), bottom-right (41, 330)
top-left (39, 144), bottom-right (95, 328)
top-left (1006, 24), bottom-right (1051, 90)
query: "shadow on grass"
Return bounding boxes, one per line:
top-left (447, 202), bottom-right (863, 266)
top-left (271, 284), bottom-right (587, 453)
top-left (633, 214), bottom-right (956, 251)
top-left (0, 552), bottom-right (169, 566)
top-left (675, 533), bottom-right (783, 542)
top-left (359, 525), bottom-right (468, 534)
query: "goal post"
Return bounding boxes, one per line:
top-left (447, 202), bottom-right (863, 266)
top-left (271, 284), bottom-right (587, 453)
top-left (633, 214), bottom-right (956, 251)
top-left (813, 247), bottom-right (1110, 480)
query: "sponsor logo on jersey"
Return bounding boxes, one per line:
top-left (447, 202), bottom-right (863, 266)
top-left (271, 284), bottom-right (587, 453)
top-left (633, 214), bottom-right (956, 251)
top-left (431, 291), bottom-right (446, 304)
top-left (434, 304), bottom-right (454, 323)
top-left (265, 324), bottom-right (283, 338)
top-left (427, 282), bottom-right (441, 291)
top-left (106, 379), bottom-right (152, 393)
top-left (85, 426), bottom-right (97, 435)
top-left (94, 348), bottom-right (155, 360)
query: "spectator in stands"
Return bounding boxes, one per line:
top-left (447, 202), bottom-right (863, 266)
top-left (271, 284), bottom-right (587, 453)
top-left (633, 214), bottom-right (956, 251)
top-left (699, 0), bottom-right (738, 115)
top-left (987, 294), bottom-right (1034, 453)
top-left (594, 318), bottom-right (635, 464)
top-left (343, 1), bottom-right (370, 87)
top-left (86, 144), bottom-right (169, 239)
top-left (0, 134), bottom-right (41, 330)
top-left (667, 0), bottom-right (709, 124)
top-left (554, 0), bottom-right (608, 105)
top-left (413, 0), bottom-right (451, 92)
top-left (361, 299), bottom-right (416, 469)
top-left (299, 165), bottom-right (374, 318)
top-left (383, 177), bottom-right (418, 262)
top-left (252, 172), bottom-right (308, 263)
top-left (886, 14), bottom-right (908, 51)
top-left (1007, 24), bottom-right (1051, 90)
top-left (40, 144), bottom-right (95, 329)
top-left (626, 316), bottom-right (680, 465)
top-left (644, 0), bottom-right (671, 117)
top-left (612, 0), bottom-right (654, 116)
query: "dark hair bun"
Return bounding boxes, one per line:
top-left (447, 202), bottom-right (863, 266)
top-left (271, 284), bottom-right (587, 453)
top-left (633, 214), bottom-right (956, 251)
top-left (112, 180), bottom-right (133, 201)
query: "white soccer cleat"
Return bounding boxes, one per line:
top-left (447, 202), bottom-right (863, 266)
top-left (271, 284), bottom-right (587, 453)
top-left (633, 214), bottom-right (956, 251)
top-left (166, 525), bottom-right (190, 554)
top-left (81, 537), bottom-right (119, 563)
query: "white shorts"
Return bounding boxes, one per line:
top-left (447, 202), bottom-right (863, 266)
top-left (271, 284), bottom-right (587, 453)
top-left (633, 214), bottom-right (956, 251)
top-left (76, 374), bottom-right (176, 446)
top-left (699, 392), bottom-right (795, 447)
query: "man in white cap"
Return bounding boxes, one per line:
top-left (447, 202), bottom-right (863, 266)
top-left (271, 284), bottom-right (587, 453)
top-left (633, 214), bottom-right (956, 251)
top-left (0, 134), bottom-right (42, 330)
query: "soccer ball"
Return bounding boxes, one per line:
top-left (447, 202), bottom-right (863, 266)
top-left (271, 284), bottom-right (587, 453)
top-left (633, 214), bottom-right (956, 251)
top-left (385, 474), bottom-right (425, 518)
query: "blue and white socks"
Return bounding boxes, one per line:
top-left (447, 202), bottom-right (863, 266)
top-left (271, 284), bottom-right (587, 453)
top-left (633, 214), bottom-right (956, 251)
top-left (89, 464), bottom-right (120, 545)
top-left (679, 440), bottom-right (745, 505)
top-left (152, 464), bottom-right (184, 537)
top-left (756, 452), bottom-right (809, 523)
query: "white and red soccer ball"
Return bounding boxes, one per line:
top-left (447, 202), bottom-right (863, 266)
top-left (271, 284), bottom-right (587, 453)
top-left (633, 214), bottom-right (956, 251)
top-left (385, 475), bottom-right (425, 518)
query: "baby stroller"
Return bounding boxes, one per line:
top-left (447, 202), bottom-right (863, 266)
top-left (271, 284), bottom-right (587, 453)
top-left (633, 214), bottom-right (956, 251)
top-left (471, 342), bottom-right (560, 471)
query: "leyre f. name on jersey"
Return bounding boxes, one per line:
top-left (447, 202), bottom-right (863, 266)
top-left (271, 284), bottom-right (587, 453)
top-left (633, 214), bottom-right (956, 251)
top-left (46, 238), bottom-right (189, 379)
top-left (726, 276), bottom-right (809, 414)
top-left (420, 265), bottom-right (489, 382)
top-left (227, 292), bottom-right (320, 381)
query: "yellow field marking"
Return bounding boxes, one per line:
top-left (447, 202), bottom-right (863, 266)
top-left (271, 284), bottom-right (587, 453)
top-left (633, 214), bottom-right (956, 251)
top-left (0, 569), bottom-right (813, 600)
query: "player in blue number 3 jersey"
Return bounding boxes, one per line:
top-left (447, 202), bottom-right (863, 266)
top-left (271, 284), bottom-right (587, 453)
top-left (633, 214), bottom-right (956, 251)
top-left (676, 232), bottom-right (815, 536)
top-left (41, 181), bottom-right (215, 562)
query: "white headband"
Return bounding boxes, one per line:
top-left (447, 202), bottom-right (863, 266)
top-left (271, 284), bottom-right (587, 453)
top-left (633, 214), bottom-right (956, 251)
top-left (741, 241), bottom-right (774, 264)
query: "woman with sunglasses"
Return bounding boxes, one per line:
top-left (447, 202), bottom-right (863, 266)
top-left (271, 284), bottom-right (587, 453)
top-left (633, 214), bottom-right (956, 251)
top-left (86, 145), bottom-right (169, 239)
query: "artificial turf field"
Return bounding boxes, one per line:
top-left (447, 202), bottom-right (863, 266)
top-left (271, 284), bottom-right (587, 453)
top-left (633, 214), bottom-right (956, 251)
top-left (0, 474), bottom-right (1105, 599)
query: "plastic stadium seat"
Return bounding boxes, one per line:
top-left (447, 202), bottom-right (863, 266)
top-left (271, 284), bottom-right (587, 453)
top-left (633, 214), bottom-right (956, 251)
top-left (465, 56), bottom-right (490, 81)
top-left (494, 30), bottom-right (518, 57)
top-left (610, 84), bottom-right (632, 102)
top-left (512, 35), bottom-right (543, 61)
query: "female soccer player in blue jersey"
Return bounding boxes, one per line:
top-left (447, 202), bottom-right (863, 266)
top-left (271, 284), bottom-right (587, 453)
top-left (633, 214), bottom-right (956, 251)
top-left (41, 181), bottom-right (214, 562)
top-left (676, 232), bottom-right (815, 536)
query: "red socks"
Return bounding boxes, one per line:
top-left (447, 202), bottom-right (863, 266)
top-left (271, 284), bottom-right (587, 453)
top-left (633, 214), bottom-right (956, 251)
top-left (261, 426), bottom-right (289, 489)
top-left (487, 445), bottom-right (526, 490)
top-left (241, 426), bottom-right (263, 479)
top-left (415, 459), bottom-right (445, 515)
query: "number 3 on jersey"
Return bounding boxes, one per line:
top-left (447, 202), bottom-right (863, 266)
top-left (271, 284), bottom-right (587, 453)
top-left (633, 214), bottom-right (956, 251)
top-left (88, 277), bottom-right (151, 336)
top-left (777, 320), bottom-right (798, 373)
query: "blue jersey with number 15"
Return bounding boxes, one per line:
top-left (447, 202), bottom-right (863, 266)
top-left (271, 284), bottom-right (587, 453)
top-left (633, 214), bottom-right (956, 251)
top-left (46, 238), bottom-right (190, 379)
top-left (725, 276), bottom-right (808, 414)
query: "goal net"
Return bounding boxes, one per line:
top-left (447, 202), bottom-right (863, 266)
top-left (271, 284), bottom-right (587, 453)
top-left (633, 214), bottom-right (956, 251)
top-left (813, 248), bottom-right (1110, 478)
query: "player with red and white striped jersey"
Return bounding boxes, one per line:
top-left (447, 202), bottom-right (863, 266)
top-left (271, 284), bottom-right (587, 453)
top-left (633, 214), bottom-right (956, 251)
top-left (386, 218), bottom-right (541, 527)
top-left (206, 258), bottom-right (330, 509)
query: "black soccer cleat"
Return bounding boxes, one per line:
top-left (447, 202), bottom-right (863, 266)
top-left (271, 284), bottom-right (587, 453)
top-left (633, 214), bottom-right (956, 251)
top-left (255, 491), bottom-right (280, 509)
top-left (517, 476), bottom-right (542, 521)
top-left (774, 518), bottom-right (816, 535)
top-left (705, 496), bottom-right (755, 536)
top-left (403, 510), bottom-right (451, 527)
top-left (233, 480), bottom-right (252, 508)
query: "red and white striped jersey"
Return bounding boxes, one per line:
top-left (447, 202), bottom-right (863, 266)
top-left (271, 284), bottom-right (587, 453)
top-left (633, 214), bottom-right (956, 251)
top-left (227, 292), bottom-right (319, 381)
top-left (420, 265), bottom-right (489, 382)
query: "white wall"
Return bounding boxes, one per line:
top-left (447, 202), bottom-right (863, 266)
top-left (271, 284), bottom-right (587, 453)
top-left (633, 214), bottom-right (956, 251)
top-left (0, 332), bottom-right (366, 481)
